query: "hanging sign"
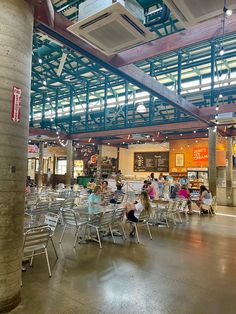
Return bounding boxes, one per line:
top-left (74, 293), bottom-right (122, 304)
top-left (11, 86), bottom-right (22, 122)
top-left (193, 147), bottom-right (208, 161)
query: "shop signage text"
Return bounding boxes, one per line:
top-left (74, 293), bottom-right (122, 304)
top-left (193, 147), bottom-right (208, 161)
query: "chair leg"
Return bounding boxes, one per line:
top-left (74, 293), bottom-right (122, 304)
top-left (165, 214), bottom-right (169, 228)
top-left (134, 224), bottom-right (140, 243)
top-left (50, 237), bottom-right (58, 259)
top-left (73, 226), bottom-right (80, 248)
top-left (177, 212), bottom-right (182, 223)
top-left (109, 225), bottom-right (115, 244)
top-left (59, 225), bottom-right (67, 243)
top-left (30, 250), bottom-right (35, 267)
top-left (121, 223), bottom-right (126, 240)
top-left (96, 228), bottom-right (102, 249)
top-left (45, 248), bottom-right (52, 277)
top-left (146, 222), bottom-right (152, 240)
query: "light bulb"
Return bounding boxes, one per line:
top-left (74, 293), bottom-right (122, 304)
top-left (38, 58), bottom-right (42, 64)
top-left (219, 48), bottom-right (224, 56)
top-left (226, 9), bottom-right (232, 16)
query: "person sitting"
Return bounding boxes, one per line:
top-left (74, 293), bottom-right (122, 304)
top-left (146, 181), bottom-right (156, 200)
top-left (170, 183), bottom-right (180, 199)
top-left (125, 191), bottom-right (152, 236)
top-left (177, 184), bottom-right (192, 214)
top-left (198, 185), bottom-right (212, 214)
top-left (88, 186), bottom-right (105, 213)
top-left (101, 180), bottom-right (111, 194)
top-left (87, 178), bottom-right (96, 193)
top-left (110, 185), bottom-right (124, 204)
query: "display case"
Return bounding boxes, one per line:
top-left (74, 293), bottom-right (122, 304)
top-left (187, 168), bottom-right (208, 190)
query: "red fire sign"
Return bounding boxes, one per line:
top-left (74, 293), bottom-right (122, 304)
top-left (11, 86), bottom-right (22, 122)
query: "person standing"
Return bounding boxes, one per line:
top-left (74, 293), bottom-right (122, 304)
top-left (47, 168), bottom-right (52, 186)
top-left (115, 170), bottom-right (123, 189)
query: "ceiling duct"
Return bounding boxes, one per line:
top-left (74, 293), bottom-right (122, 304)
top-left (67, 0), bottom-right (155, 55)
top-left (164, 0), bottom-right (236, 28)
top-left (212, 112), bottom-right (236, 125)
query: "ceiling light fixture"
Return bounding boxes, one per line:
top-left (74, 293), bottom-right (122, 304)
top-left (219, 47), bottom-right (224, 56)
top-left (136, 103), bottom-right (146, 113)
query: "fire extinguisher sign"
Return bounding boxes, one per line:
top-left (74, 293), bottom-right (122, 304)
top-left (11, 86), bottom-right (22, 122)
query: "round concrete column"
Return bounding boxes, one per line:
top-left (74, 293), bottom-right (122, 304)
top-left (38, 142), bottom-right (44, 187)
top-left (0, 0), bottom-right (33, 312)
top-left (66, 140), bottom-right (73, 186)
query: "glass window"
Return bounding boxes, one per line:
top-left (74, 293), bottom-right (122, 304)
top-left (57, 159), bottom-right (67, 175)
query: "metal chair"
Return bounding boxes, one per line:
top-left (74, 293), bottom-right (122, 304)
top-left (59, 209), bottom-right (88, 247)
top-left (63, 197), bottom-right (75, 210)
top-left (23, 226), bottom-right (52, 277)
top-left (125, 210), bottom-right (153, 243)
top-left (200, 196), bottom-right (216, 216)
top-left (110, 208), bottom-right (126, 242)
top-left (86, 209), bottom-right (116, 248)
top-left (44, 213), bottom-right (60, 259)
top-left (50, 200), bottom-right (63, 214)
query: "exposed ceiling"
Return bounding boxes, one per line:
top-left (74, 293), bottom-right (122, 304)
top-left (30, 0), bottom-right (236, 146)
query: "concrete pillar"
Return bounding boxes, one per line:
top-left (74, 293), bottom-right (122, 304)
top-left (226, 137), bottom-right (233, 206)
top-left (38, 142), bottom-right (44, 187)
top-left (208, 127), bottom-right (217, 197)
top-left (0, 0), bottom-right (33, 312)
top-left (66, 140), bottom-right (73, 186)
top-left (96, 145), bottom-right (102, 181)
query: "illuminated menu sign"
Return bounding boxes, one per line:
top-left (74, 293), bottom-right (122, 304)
top-left (134, 152), bottom-right (169, 172)
top-left (193, 147), bottom-right (208, 161)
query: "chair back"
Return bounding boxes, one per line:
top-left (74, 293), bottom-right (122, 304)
top-left (113, 208), bottom-right (125, 223)
top-left (23, 226), bottom-right (51, 252)
top-left (50, 200), bottom-right (63, 214)
top-left (99, 210), bottom-right (115, 228)
top-left (138, 209), bottom-right (151, 222)
top-left (44, 213), bottom-right (59, 235)
top-left (61, 209), bottom-right (77, 227)
top-left (63, 198), bottom-right (75, 209)
top-left (35, 202), bottom-right (50, 212)
top-left (116, 193), bottom-right (125, 204)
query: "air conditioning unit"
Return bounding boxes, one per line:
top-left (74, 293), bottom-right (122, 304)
top-left (213, 112), bottom-right (236, 125)
top-left (67, 0), bottom-right (155, 55)
top-left (164, 0), bottom-right (236, 28)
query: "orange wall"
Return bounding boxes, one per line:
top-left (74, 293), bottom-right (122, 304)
top-left (169, 138), bottom-right (226, 173)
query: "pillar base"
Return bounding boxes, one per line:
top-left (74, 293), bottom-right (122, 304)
top-left (0, 292), bottom-right (20, 313)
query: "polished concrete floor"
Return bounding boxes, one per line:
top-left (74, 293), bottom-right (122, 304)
top-left (12, 207), bottom-right (236, 314)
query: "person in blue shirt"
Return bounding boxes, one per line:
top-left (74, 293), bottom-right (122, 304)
top-left (88, 186), bottom-right (103, 204)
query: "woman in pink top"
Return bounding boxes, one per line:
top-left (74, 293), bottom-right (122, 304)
top-left (178, 185), bottom-right (190, 199)
top-left (178, 185), bottom-right (192, 214)
top-left (146, 181), bottom-right (156, 200)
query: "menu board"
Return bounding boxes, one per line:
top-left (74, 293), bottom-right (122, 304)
top-left (134, 152), bottom-right (169, 172)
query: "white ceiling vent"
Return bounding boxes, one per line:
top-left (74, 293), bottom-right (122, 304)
top-left (164, 0), bottom-right (236, 28)
top-left (67, 1), bottom-right (155, 55)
